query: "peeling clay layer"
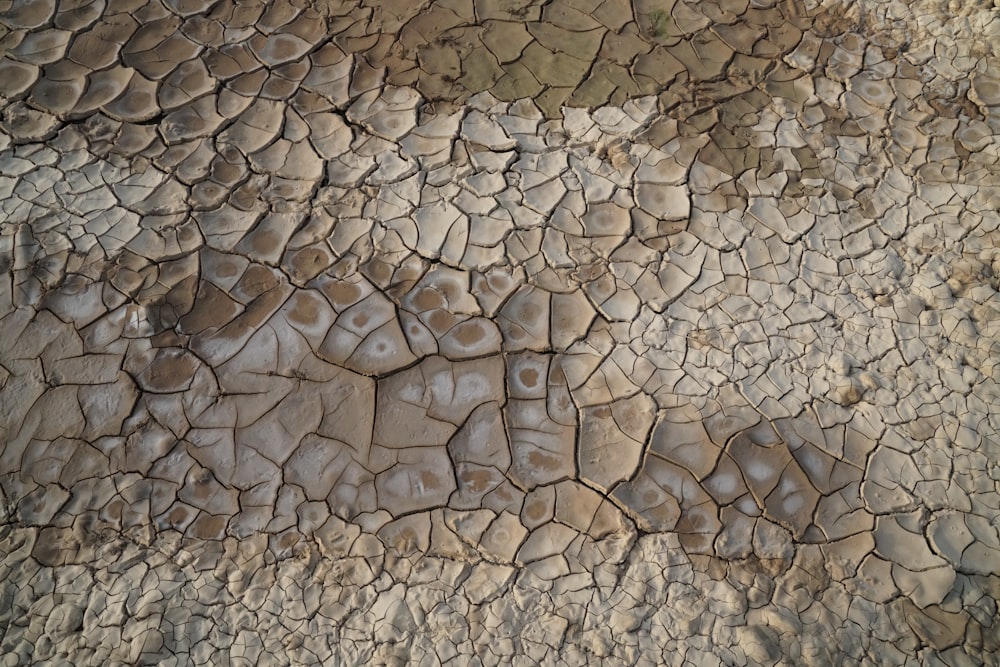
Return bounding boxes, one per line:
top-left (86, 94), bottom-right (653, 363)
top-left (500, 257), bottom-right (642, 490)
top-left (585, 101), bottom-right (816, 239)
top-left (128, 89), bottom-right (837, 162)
top-left (1, 0), bottom-right (1000, 664)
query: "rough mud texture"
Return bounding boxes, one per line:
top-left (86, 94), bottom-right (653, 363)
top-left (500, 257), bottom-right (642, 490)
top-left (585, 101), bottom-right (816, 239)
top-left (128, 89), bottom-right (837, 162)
top-left (2, 0), bottom-right (1000, 664)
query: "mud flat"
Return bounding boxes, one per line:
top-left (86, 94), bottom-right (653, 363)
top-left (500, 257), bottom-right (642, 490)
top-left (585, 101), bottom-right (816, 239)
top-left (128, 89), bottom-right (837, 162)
top-left (1, 0), bottom-right (999, 664)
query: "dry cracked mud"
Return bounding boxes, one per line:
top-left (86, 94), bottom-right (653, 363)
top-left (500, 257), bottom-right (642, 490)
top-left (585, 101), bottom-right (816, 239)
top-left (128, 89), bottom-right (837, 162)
top-left (1, 0), bottom-right (1000, 664)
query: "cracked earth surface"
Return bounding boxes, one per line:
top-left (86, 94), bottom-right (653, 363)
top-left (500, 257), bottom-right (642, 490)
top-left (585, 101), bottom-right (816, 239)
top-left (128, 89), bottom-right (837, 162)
top-left (2, 0), bottom-right (1000, 664)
